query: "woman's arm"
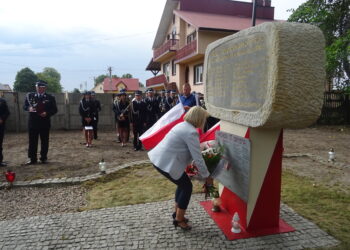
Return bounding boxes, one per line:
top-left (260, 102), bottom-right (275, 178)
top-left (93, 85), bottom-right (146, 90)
top-left (186, 131), bottom-right (210, 178)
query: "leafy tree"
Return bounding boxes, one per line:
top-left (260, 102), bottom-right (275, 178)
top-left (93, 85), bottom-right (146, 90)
top-left (288, 0), bottom-right (350, 89)
top-left (94, 74), bottom-right (119, 86)
top-left (139, 82), bottom-right (145, 87)
top-left (36, 67), bottom-right (63, 93)
top-left (121, 73), bottom-right (133, 78)
top-left (13, 67), bottom-right (38, 92)
top-left (72, 88), bottom-right (81, 93)
top-left (94, 74), bottom-right (108, 86)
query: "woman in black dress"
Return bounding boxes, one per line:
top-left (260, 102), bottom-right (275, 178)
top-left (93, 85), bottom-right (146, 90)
top-left (113, 91), bottom-right (130, 147)
top-left (79, 91), bottom-right (96, 147)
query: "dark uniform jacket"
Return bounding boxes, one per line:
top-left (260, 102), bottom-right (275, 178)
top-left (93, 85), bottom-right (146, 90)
top-left (79, 99), bottom-right (97, 120)
top-left (0, 98), bottom-right (10, 124)
top-left (23, 92), bottom-right (58, 129)
top-left (131, 99), bottom-right (147, 126)
top-left (145, 97), bottom-right (160, 123)
top-left (93, 99), bottom-right (101, 120)
top-left (113, 100), bottom-right (130, 122)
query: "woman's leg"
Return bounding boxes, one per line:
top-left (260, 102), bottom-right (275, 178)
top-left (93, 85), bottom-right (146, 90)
top-left (84, 129), bottom-right (89, 145)
top-left (153, 166), bottom-right (192, 227)
top-left (174, 174), bottom-right (192, 221)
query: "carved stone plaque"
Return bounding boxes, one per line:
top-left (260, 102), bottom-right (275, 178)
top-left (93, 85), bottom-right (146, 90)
top-left (204, 22), bottom-right (325, 129)
top-left (215, 131), bottom-right (251, 202)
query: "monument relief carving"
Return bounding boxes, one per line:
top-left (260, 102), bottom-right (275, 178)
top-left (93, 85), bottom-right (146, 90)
top-left (204, 22), bottom-right (325, 128)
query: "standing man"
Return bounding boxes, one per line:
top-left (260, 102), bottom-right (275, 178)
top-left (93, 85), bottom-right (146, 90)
top-left (90, 91), bottom-right (101, 140)
top-left (159, 89), bottom-right (167, 117)
top-left (23, 80), bottom-right (57, 165)
top-left (164, 90), bottom-right (173, 112)
top-left (170, 90), bottom-right (178, 108)
top-left (144, 88), bottom-right (160, 130)
top-left (178, 83), bottom-right (198, 111)
top-left (0, 96), bottom-right (10, 166)
top-left (131, 90), bottom-right (147, 151)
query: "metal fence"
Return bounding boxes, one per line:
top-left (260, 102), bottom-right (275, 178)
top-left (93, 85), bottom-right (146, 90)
top-left (318, 91), bottom-right (350, 125)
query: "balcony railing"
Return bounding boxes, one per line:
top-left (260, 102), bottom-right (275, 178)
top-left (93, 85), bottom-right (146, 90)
top-left (146, 74), bottom-right (168, 87)
top-left (153, 39), bottom-right (179, 60)
top-left (175, 40), bottom-right (197, 61)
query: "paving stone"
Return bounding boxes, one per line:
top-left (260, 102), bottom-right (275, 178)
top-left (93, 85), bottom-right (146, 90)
top-left (0, 194), bottom-right (340, 249)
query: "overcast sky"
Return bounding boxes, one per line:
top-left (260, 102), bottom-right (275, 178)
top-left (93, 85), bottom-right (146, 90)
top-left (0, 0), bottom-right (307, 91)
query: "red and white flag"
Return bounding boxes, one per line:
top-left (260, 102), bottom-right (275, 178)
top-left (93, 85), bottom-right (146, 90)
top-left (140, 102), bottom-right (185, 150)
top-left (200, 121), bottom-right (220, 143)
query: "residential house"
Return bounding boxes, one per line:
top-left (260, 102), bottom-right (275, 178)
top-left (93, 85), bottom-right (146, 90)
top-left (91, 82), bottom-right (104, 93)
top-left (0, 83), bottom-right (12, 96)
top-left (97, 78), bottom-right (140, 94)
top-left (146, 0), bottom-right (277, 94)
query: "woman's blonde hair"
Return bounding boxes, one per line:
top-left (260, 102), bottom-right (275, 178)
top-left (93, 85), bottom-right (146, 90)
top-left (184, 106), bottom-right (209, 129)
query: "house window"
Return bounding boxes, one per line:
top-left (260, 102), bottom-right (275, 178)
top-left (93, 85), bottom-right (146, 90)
top-left (173, 14), bottom-right (176, 24)
top-left (172, 60), bottom-right (176, 76)
top-left (163, 62), bottom-right (170, 82)
top-left (187, 32), bottom-right (196, 44)
top-left (194, 64), bottom-right (203, 84)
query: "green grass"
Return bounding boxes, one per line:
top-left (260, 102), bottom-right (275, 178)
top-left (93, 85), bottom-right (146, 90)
top-left (81, 164), bottom-right (350, 249)
top-left (81, 164), bottom-right (205, 210)
top-left (282, 170), bottom-right (350, 249)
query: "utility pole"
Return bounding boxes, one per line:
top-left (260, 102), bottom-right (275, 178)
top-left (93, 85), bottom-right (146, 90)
top-left (252, 0), bottom-right (257, 27)
top-left (107, 66), bottom-right (113, 91)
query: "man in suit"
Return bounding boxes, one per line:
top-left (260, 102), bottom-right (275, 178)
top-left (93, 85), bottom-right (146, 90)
top-left (131, 90), bottom-right (147, 151)
top-left (90, 91), bottom-right (101, 140)
top-left (0, 97), bottom-right (10, 166)
top-left (23, 80), bottom-right (58, 164)
top-left (144, 88), bottom-right (160, 130)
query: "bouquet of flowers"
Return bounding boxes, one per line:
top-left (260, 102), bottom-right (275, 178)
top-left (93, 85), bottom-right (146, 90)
top-left (185, 141), bottom-right (224, 199)
top-left (201, 142), bottom-right (224, 175)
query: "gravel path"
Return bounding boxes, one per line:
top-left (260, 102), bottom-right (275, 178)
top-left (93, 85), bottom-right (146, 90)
top-left (0, 185), bottom-right (87, 221)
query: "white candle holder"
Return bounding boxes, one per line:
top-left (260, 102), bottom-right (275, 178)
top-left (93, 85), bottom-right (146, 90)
top-left (231, 212), bottom-right (241, 233)
top-left (99, 159), bottom-right (106, 174)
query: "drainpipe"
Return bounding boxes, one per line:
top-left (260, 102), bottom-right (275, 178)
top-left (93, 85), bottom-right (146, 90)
top-left (252, 0), bottom-right (257, 27)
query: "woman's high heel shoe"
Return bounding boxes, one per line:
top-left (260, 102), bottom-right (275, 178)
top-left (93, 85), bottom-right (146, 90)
top-left (172, 212), bottom-right (189, 223)
top-left (173, 220), bottom-right (192, 231)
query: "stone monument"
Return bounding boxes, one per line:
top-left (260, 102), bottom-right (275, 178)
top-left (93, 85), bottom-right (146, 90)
top-left (201, 22), bottom-right (325, 240)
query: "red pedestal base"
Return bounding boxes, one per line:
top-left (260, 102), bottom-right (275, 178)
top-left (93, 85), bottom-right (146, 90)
top-left (200, 200), bottom-right (295, 240)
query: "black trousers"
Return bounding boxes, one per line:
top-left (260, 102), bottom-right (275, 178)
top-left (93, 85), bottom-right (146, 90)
top-left (28, 128), bottom-right (50, 161)
top-left (92, 118), bottom-right (98, 139)
top-left (154, 165), bottom-right (193, 210)
top-left (133, 123), bottom-right (144, 150)
top-left (0, 125), bottom-right (5, 163)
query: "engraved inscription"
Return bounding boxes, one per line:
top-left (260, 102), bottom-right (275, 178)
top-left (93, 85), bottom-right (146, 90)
top-left (206, 33), bottom-right (268, 112)
top-left (215, 131), bottom-right (251, 202)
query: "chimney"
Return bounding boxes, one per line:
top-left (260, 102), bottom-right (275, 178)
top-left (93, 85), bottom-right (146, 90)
top-left (264, 0), bottom-right (271, 7)
top-left (253, 0), bottom-right (271, 7)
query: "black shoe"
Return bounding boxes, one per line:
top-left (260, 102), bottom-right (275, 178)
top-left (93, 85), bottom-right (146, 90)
top-left (40, 159), bottom-right (48, 164)
top-left (172, 212), bottom-right (189, 223)
top-left (25, 160), bottom-right (37, 165)
top-left (173, 220), bottom-right (192, 231)
top-left (0, 162), bottom-right (7, 167)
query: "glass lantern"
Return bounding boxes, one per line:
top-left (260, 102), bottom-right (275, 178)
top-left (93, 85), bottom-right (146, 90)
top-left (99, 159), bottom-right (106, 174)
